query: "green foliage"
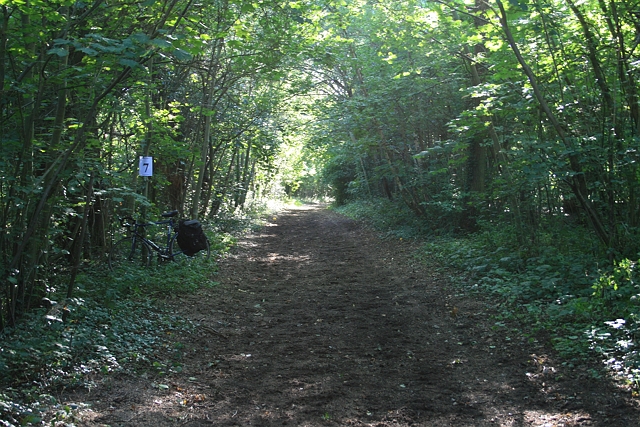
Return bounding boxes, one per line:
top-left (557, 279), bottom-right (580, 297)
top-left (588, 316), bottom-right (640, 390)
top-left (0, 297), bottom-right (195, 425)
top-left (102, 257), bottom-right (218, 298)
top-left (335, 198), bottom-right (429, 239)
top-left (6, 0), bottom-right (640, 410)
top-left (104, 227), bottom-right (230, 297)
top-left (591, 259), bottom-right (640, 316)
top-left (0, 220), bottom-right (243, 425)
top-left (323, 153), bottom-right (357, 206)
top-left (420, 217), bottom-right (640, 387)
top-left (302, 0), bottom-right (640, 391)
top-left (0, 0), bottom-right (319, 329)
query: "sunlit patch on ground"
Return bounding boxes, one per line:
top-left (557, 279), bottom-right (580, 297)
top-left (523, 409), bottom-right (592, 426)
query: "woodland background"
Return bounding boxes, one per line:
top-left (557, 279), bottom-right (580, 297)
top-left (2, 0), bottom-right (640, 421)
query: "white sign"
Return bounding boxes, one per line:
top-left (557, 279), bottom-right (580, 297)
top-left (139, 156), bottom-right (153, 176)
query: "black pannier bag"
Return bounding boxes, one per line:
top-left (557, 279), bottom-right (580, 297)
top-left (177, 219), bottom-right (208, 256)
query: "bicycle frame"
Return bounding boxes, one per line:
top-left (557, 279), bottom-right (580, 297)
top-left (119, 211), bottom-right (181, 261)
top-left (110, 210), bottom-right (210, 269)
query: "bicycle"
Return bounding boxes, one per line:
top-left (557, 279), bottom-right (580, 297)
top-left (109, 210), bottom-right (211, 269)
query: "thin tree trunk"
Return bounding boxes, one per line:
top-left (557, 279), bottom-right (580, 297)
top-left (192, 39), bottom-right (224, 219)
top-left (495, 0), bottom-right (610, 247)
top-left (67, 173), bottom-right (94, 299)
top-left (566, 0), bottom-right (620, 137)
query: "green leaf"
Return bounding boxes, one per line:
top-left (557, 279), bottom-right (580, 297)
top-left (119, 59), bottom-right (140, 68)
top-left (227, 40), bottom-right (244, 49)
top-left (93, 43), bottom-right (124, 54)
top-left (241, 2), bottom-right (256, 13)
top-left (47, 47), bottom-right (68, 57)
top-left (150, 38), bottom-right (173, 49)
top-left (78, 46), bottom-right (99, 56)
top-left (508, 0), bottom-right (528, 11)
top-left (131, 33), bottom-right (151, 44)
top-left (173, 48), bottom-right (193, 61)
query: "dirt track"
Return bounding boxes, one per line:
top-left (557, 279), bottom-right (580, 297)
top-left (67, 205), bottom-right (639, 426)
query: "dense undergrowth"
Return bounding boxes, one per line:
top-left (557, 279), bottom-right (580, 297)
top-left (336, 198), bottom-right (640, 395)
top-left (0, 205), bottom-right (276, 427)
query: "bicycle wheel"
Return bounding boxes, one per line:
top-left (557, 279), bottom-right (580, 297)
top-left (168, 233), bottom-right (211, 262)
top-left (109, 237), bottom-right (152, 269)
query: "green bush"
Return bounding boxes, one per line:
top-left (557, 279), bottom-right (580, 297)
top-left (0, 296), bottom-right (196, 425)
top-left (335, 198), bottom-right (430, 239)
top-left (0, 223), bottom-right (242, 426)
top-left (421, 223), bottom-right (640, 388)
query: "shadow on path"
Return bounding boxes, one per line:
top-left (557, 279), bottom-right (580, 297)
top-left (67, 205), bottom-right (639, 426)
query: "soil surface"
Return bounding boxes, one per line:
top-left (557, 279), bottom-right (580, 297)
top-left (65, 204), bottom-right (639, 426)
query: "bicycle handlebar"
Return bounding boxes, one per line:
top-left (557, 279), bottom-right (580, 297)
top-left (119, 216), bottom-right (136, 228)
top-left (118, 213), bottom-right (177, 228)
